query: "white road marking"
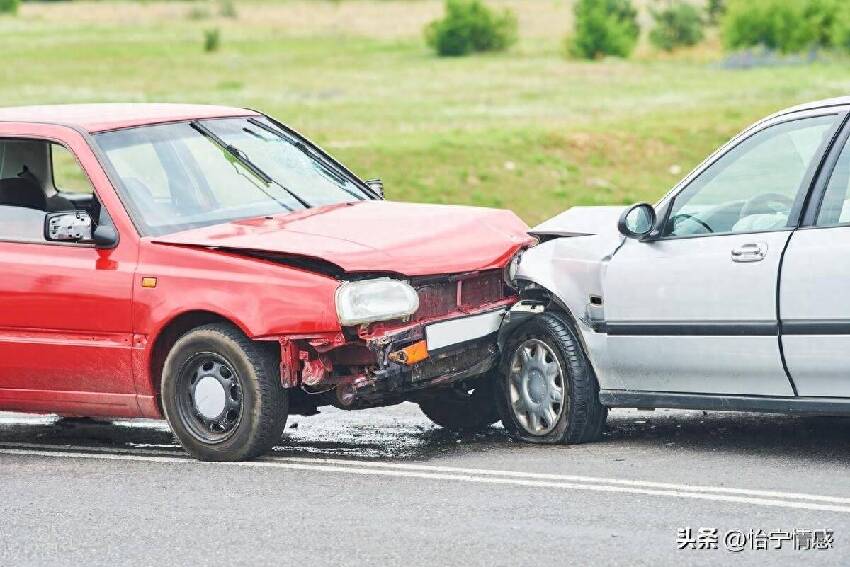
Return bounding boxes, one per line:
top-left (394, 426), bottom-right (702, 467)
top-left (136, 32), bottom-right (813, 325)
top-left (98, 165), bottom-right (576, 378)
top-left (272, 456), bottom-right (850, 505)
top-left (0, 441), bottom-right (181, 456)
top-left (1, 445), bottom-right (849, 514)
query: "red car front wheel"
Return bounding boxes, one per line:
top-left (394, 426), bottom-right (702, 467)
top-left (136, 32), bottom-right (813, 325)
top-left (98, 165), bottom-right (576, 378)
top-left (161, 323), bottom-right (288, 461)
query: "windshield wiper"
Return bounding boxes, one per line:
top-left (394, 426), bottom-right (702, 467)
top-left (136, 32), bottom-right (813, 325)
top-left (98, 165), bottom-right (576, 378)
top-left (246, 118), bottom-right (374, 201)
top-left (190, 121), bottom-right (311, 209)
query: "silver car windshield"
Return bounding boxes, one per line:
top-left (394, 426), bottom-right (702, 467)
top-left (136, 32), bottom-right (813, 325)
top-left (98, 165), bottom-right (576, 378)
top-left (95, 117), bottom-right (372, 236)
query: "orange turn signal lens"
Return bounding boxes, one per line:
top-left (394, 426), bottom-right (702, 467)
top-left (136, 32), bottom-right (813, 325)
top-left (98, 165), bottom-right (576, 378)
top-left (388, 340), bottom-right (429, 366)
top-left (141, 277), bottom-right (158, 288)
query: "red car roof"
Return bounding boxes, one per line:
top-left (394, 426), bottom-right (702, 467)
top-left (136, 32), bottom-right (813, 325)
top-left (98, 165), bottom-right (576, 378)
top-left (0, 103), bottom-right (258, 133)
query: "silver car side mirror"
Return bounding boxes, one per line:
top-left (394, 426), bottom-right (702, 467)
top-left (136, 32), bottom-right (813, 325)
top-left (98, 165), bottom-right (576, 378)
top-left (44, 210), bottom-right (93, 243)
top-left (617, 203), bottom-right (656, 240)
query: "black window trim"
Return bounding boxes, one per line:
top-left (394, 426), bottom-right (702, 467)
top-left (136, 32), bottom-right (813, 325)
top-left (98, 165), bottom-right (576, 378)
top-left (799, 112), bottom-right (850, 229)
top-left (49, 142), bottom-right (96, 197)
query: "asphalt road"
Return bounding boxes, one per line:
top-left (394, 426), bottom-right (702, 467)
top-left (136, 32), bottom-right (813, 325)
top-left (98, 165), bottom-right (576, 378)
top-left (1, 404), bottom-right (849, 566)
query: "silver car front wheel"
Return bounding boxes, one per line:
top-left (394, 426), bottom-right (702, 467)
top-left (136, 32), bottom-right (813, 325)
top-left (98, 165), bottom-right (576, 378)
top-left (497, 311), bottom-right (606, 444)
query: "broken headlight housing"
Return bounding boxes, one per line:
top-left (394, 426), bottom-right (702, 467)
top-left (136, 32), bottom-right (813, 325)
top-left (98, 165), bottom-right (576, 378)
top-left (504, 240), bottom-right (536, 289)
top-left (504, 251), bottom-right (523, 288)
top-left (335, 278), bottom-right (420, 326)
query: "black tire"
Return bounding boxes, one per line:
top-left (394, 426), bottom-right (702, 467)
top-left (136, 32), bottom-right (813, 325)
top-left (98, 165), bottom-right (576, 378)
top-left (418, 375), bottom-right (500, 432)
top-left (497, 311), bottom-right (607, 444)
top-left (161, 323), bottom-right (288, 461)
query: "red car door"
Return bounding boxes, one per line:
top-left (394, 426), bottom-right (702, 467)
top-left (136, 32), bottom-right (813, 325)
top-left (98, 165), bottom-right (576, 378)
top-left (0, 125), bottom-right (139, 417)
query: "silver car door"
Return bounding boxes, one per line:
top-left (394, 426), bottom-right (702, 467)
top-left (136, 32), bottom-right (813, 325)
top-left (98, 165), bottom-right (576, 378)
top-left (602, 113), bottom-right (840, 396)
top-left (780, 114), bottom-right (850, 396)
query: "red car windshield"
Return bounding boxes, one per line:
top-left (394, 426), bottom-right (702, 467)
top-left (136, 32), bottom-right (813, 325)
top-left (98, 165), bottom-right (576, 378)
top-left (95, 117), bottom-right (373, 236)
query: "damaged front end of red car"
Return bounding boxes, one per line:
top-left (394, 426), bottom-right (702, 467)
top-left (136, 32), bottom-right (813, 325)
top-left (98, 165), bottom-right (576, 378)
top-left (274, 269), bottom-right (518, 415)
top-left (150, 200), bottom-right (535, 417)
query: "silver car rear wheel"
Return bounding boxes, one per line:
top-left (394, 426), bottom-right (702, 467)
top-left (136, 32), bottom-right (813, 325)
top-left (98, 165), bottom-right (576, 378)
top-left (507, 338), bottom-right (565, 436)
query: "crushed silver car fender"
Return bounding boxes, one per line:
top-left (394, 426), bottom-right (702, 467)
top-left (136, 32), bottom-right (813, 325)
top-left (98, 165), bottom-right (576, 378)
top-left (510, 206), bottom-right (627, 390)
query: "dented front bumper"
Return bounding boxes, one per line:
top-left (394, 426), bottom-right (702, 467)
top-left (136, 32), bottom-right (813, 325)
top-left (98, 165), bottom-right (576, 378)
top-left (275, 269), bottom-right (517, 409)
top-left (353, 306), bottom-right (509, 406)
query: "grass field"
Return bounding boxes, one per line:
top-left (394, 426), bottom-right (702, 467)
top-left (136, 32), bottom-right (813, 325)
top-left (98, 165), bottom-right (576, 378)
top-left (2, 0), bottom-right (850, 224)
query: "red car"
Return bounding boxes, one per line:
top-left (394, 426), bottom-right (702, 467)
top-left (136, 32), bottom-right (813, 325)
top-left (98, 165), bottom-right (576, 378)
top-left (0, 104), bottom-right (532, 460)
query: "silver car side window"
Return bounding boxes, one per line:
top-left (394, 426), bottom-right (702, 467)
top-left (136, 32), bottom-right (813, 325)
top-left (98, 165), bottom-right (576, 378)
top-left (665, 115), bottom-right (836, 238)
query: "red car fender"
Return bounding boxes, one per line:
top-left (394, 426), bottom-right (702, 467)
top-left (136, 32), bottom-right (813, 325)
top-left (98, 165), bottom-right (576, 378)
top-left (131, 241), bottom-right (342, 416)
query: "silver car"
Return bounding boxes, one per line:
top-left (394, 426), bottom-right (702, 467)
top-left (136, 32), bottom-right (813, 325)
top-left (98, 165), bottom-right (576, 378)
top-left (497, 97), bottom-right (850, 443)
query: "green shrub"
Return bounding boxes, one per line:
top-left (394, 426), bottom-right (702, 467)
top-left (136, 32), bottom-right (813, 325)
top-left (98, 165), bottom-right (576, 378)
top-left (706, 0), bottom-right (726, 25)
top-left (723, 0), bottom-right (850, 53)
top-left (0, 0), bottom-right (19, 16)
top-left (425, 0), bottom-right (518, 57)
top-left (568, 0), bottom-right (640, 60)
top-left (805, 0), bottom-right (841, 48)
top-left (833, 4), bottom-right (850, 52)
top-left (218, 0), bottom-right (237, 19)
top-left (203, 28), bottom-right (221, 53)
top-left (650, 2), bottom-right (705, 51)
top-left (722, 0), bottom-right (818, 53)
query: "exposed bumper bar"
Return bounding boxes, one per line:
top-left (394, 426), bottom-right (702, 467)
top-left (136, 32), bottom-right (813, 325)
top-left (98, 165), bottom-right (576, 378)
top-left (275, 304), bottom-right (513, 409)
top-left (352, 334), bottom-right (500, 407)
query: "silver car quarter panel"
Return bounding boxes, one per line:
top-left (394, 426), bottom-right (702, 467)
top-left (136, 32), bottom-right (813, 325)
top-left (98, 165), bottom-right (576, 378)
top-left (514, 232), bottom-right (627, 390)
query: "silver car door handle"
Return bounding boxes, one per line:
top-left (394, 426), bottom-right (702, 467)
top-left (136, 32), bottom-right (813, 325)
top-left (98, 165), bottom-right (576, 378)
top-left (731, 242), bottom-right (767, 263)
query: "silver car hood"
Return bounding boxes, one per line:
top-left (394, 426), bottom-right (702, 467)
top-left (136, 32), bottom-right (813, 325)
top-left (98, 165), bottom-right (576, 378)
top-left (530, 206), bottom-right (627, 238)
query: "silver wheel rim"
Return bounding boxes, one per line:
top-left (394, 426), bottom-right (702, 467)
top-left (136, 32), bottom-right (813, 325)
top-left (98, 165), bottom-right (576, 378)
top-left (508, 339), bottom-right (565, 435)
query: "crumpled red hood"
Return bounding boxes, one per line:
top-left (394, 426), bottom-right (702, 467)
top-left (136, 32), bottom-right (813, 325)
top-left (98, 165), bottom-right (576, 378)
top-left (152, 201), bottom-right (533, 276)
